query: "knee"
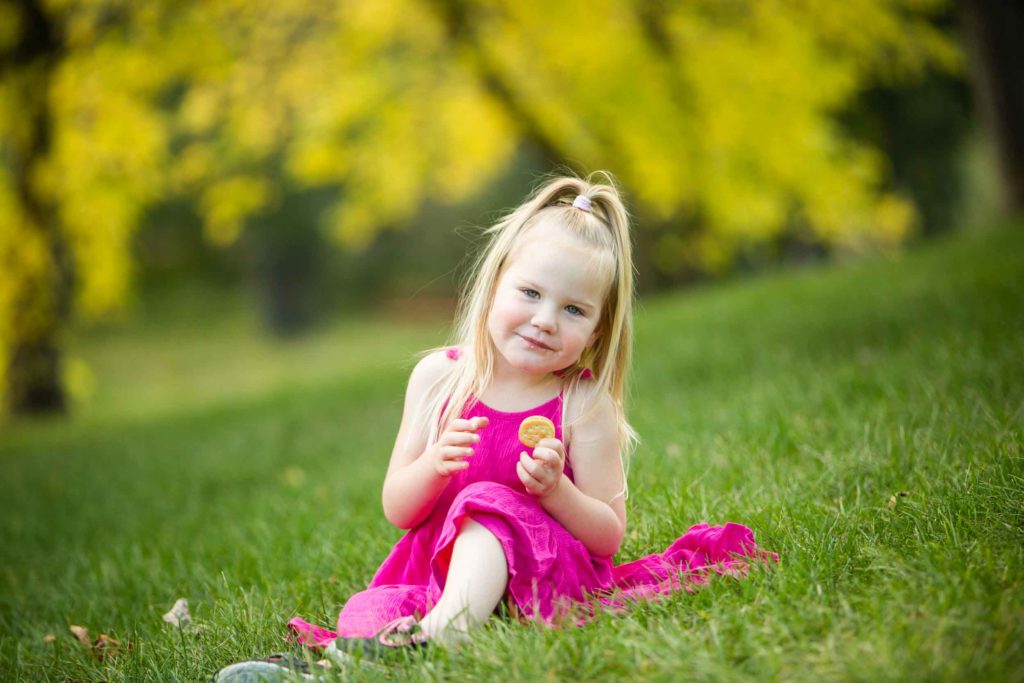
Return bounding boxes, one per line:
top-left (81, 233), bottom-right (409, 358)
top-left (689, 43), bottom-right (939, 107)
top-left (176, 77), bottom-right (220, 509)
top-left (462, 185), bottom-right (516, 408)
top-left (455, 517), bottom-right (506, 567)
top-left (458, 516), bottom-right (495, 541)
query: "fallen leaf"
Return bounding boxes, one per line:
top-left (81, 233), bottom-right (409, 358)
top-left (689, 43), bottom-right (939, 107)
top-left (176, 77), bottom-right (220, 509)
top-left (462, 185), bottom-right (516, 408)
top-left (69, 625), bottom-right (91, 649)
top-left (43, 633), bottom-right (56, 644)
top-left (162, 597), bottom-right (192, 629)
top-left (94, 633), bottom-right (125, 660)
top-left (68, 624), bottom-right (129, 661)
top-left (887, 491), bottom-right (910, 511)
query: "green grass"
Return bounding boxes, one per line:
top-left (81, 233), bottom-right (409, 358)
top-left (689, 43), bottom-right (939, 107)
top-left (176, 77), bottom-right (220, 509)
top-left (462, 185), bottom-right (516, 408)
top-left (2, 223), bottom-right (1022, 682)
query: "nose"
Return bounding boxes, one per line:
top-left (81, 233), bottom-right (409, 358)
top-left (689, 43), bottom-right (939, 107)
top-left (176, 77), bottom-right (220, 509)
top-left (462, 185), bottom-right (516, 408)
top-left (531, 305), bottom-right (557, 333)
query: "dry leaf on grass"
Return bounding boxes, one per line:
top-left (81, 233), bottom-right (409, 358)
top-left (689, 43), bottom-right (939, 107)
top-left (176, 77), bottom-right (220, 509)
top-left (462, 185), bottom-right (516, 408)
top-left (886, 490), bottom-right (910, 511)
top-left (69, 625), bottom-right (90, 649)
top-left (162, 597), bottom-right (192, 629)
top-left (68, 624), bottom-right (130, 661)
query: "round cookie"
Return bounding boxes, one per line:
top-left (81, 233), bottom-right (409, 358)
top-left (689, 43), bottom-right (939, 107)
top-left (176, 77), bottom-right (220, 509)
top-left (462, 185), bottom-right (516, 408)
top-left (518, 415), bottom-right (555, 448)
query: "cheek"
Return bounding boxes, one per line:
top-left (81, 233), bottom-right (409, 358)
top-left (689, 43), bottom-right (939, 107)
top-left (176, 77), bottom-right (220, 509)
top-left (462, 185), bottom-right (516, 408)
top-left (564, 323), bottom-right (596, 350)
top-left (488, 294), bottom-right (521, 332)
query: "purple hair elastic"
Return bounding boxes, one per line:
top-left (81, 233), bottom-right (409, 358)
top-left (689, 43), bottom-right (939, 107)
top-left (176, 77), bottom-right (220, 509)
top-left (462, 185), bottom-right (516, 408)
top-left (572, 195), bottom-right (592, 212)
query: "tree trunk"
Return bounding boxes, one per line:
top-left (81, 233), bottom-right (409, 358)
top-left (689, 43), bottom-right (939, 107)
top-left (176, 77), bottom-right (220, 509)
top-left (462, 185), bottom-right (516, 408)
top-left (3, 0), bottom-right (70, 415)
top-left (959, 0), bottom-right (1024, 213)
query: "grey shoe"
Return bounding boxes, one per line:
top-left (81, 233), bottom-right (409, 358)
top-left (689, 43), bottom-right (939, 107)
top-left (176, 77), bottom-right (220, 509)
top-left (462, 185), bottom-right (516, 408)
top-left (211, 653), bottom-right (316, 682)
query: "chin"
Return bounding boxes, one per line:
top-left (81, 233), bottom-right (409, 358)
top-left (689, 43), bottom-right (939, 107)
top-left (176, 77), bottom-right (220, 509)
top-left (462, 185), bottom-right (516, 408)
top-left (511, 357), bottom-right (554, 374)
top-left (500, 349), bottom-right (556, 374)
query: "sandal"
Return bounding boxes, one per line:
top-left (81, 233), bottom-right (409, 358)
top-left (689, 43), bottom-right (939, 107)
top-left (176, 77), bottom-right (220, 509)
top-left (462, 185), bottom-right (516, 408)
top-left (327, 616), bottom-right (428, 665)
top-left (211, 653), bottom-right (320, 682)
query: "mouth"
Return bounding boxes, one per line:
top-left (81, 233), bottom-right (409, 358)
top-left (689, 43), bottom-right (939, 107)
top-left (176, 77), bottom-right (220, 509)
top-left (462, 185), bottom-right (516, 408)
top-left (518, 334), bottom-right (554, 351)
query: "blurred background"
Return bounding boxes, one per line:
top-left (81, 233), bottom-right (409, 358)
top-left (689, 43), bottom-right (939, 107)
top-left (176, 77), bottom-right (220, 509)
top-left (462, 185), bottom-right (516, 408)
top-left (0, 0), bottom-right (1020, 420)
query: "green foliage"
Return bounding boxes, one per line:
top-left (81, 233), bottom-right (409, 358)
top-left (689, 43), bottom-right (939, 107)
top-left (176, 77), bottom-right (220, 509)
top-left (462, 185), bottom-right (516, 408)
top-left (1, 222), bottom-right (1022, 681)
top-left (0, 0), bottom-right (963, 410)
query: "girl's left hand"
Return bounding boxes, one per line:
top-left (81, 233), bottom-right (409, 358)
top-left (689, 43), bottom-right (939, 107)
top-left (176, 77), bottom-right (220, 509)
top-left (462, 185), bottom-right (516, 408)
top-left (517, 437), bottom-right (565, 498)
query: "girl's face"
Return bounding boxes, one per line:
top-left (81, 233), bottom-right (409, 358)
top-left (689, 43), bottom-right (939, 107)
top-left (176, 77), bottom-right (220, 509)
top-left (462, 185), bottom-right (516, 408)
top-left (487, 228), bottom-right (608, 378)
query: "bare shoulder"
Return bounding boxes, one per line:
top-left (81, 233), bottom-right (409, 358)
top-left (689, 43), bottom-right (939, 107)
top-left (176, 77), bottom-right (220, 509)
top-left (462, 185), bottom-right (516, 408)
top-left (569, 376), bottom-right (614, 436)
top-left (408, 348), bottom-right (455, 389)
top-left (566, 377), bottom-right (617, 453)
top-left (389, 348), bottom-right (455, 469)
top-left (397, 349), bottom-right (454, 414)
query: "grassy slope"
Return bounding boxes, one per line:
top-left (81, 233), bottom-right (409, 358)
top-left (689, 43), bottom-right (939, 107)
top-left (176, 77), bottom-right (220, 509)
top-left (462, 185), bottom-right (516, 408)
top-left (1, 224), bottom-right (1021, 682)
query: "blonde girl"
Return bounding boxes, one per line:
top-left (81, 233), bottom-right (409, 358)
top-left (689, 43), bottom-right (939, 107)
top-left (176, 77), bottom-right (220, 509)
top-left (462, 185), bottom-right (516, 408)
top-left (284, 171), bottom-right (770, 663)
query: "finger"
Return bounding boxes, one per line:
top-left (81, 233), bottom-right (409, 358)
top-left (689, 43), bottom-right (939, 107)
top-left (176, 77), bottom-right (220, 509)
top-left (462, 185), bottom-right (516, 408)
top-left (448, 418), bottom-right (477, 432)
top-left (516, 460), bottom-right (541, 495)
top-left (535, 438), bottom-right (564, 455)
top-left (535, 451), bottom-right (564, 476)
top-left (531, 447), bottom-right (559, 466)
top-left (441, 446), bottom-right (475, 460)
top-left (441, 431), bottom-right (480, 447)
top-left (520, 451), bottom-right (545, 480)
top-left (443, 460), bottom-right (470, 475)
top-left (447, 417), bottom-right (489, 436)
top-left (516, 459), bottom-right (530, 486)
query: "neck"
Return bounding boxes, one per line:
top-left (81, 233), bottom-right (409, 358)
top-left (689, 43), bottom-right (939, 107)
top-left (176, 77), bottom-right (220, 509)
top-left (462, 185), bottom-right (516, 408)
top-left (487, 355), bottom-right (561, 396)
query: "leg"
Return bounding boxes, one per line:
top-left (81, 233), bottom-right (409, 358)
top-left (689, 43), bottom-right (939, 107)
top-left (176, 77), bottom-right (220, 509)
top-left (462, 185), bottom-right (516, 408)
top-left (418, 518), bottom-right (508, 646)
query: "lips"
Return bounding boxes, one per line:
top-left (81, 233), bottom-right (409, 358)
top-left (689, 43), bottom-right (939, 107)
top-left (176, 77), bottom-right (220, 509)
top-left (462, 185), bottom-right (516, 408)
top-left (518, 334), bottom-right (554, 351)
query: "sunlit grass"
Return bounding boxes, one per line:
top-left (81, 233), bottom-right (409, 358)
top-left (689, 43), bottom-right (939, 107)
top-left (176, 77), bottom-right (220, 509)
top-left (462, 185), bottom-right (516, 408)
top-left (1, 223), bottom-right (1022, 681)
top-left (61, 282), bottom-right (451, 424)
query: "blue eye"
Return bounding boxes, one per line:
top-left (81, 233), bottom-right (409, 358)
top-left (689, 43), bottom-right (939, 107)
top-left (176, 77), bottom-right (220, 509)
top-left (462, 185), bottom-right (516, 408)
top-left (522, 289), bottom-right (540, 299)
top-left (565, 305), bottom-right (584, 316)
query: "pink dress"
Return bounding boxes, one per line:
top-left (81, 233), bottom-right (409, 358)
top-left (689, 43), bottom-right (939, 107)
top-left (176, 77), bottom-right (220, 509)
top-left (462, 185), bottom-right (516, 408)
top-left (289, 352), bottom-right (775, 647)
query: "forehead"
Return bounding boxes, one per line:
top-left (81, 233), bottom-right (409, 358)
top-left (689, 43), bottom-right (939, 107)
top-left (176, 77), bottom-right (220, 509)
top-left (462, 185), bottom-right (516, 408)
top-left (505, 228), bottom-right (611, 299)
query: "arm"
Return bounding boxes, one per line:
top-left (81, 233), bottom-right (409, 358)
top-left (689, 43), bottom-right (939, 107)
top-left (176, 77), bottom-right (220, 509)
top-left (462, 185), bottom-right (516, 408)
top-left (517, 390), bottom-right (627, 557)
top-left (381, 351), bottom-right (488, 529)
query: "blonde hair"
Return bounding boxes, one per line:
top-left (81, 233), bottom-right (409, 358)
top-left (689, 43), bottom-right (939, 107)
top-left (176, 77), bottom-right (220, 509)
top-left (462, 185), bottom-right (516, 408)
top-left (418, 170), bottom-right (638, 494)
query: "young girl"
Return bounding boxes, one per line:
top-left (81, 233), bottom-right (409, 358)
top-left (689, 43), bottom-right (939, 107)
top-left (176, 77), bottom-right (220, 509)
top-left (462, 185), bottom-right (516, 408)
top-left (283, 172), bottom-right (772, 662)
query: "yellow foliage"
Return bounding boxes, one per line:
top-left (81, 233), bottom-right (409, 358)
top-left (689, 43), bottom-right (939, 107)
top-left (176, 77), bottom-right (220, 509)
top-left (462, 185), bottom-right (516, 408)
top-left (200, 176), bottom-right (271, 246)
top-left (179, 87), bottom-right (223, 135)
top-left (0, 0), bottom-right (960, 409)
top-left (0, 3), bottom-right (21, 53)
top-left (0, 188), bottom-right (56, 345)
top-left (429, 63), bottom-right (518, 203)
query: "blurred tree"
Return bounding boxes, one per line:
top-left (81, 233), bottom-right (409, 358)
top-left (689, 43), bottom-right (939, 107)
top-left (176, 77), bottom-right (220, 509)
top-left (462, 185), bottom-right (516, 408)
top-left (958, 0), bottom-right (1024, 213)
top-left (165, 0), bottom-right (520, 334)
top-left (446, 0), bottom-right (962, 272)
top-left (0, 0), bottom-right (961, 415)
top-left (843, 5), bottom-right (971, 238)
top-left (0, 0), bottom-right (67, 413)
top-left (1, 0), bottom-right (174, 414)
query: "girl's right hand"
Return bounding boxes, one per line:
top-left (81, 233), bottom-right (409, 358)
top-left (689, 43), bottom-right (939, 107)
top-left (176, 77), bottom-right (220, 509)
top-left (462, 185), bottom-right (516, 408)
top-left (428, 416), bottom-right (489, 477)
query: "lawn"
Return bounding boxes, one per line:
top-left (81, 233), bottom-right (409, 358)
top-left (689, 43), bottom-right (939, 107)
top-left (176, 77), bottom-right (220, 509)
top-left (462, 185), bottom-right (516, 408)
top-left (1, 223), bottom-right (1022, 682)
